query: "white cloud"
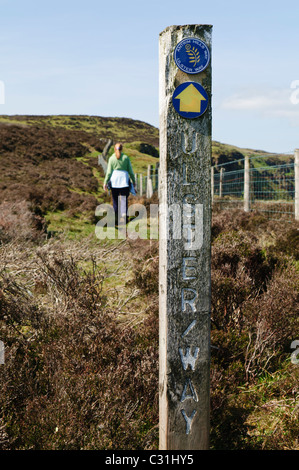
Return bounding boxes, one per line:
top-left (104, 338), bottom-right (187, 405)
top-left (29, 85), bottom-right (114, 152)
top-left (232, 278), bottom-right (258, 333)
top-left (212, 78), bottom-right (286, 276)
top-left (220, 85), bottom-right (299, 126)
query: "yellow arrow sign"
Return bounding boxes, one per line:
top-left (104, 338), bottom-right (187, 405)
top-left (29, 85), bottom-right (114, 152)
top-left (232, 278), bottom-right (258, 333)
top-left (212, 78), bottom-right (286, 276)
top-left (174, 83), bottom-right (206, 113)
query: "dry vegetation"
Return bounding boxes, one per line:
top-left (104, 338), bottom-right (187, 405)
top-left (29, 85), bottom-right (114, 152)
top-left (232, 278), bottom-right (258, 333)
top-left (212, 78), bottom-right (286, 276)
top-left (0, 123), bottom-right (105, 217)
top-left (0, 206), bottom-right (298, 450)
top-left (0, 115), bottom-right (160, 148)
top-left (0, 235), bottom-right (159, 450)
top-left (0, 117), bottom-right (298, 450)
top-left (210, 208), bottom-right (299, 449)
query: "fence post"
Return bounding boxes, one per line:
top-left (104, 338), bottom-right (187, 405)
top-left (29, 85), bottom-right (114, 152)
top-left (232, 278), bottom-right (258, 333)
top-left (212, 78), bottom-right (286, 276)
top-left (139, 174), bottom-right (143, 196)
top-left (147, 164), bottom-right (153, 198)
top-left (295, 149), bottom-right (299, 221)
top-left (244, 155), bottom-right (250, 212)
top-left (159, 24), bottom-right (212, 450)
top-left (155, 162), bottom-right (160, 192)
top-left (219, 168), bottom-right (224, 198)
top-left (102, 139), bottom-right (113, 161)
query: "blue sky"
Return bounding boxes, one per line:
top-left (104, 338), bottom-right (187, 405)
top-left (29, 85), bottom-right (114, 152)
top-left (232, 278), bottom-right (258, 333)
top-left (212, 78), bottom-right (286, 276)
top-left (0, 0), bottom-right (299, 153)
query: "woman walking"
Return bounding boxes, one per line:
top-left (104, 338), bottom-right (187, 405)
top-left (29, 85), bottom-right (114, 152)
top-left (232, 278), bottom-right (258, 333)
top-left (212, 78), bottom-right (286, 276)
top-left (103, 143), bottom-right (135, 225)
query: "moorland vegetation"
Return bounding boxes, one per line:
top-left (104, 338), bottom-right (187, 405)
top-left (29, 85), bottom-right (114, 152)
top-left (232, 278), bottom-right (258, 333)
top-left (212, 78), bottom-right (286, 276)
top-left (0, 116), bottom-right (298, 449)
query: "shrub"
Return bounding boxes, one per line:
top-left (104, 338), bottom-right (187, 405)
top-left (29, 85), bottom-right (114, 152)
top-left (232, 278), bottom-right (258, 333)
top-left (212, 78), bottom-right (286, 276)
top-left (127, 240), bottom-right (159, 296)
top-left (243, 262), bottom-right (299, 379)
top-left (0, 124), bottom-right (102, 218)
top-left (0, 200), bottom-right (47, 243)
top-left (0, 241), bottom-right (158, 450)
top-left (0, 204), bottom-right (298, 450)
top-left (210, 211), bottom-right (299, 449)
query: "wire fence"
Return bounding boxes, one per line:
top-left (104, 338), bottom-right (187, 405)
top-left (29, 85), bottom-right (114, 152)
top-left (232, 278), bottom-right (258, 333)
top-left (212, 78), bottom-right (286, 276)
top-left (133, 164), bottom-right (159, 199)
top-left (99, 150), bottom-right (299, 221)
top-left (212, 151), bottom-right (299, 221)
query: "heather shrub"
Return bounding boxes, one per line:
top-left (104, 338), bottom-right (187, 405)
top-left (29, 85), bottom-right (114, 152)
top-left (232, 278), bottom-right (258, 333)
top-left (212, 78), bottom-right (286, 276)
top-left (0, 124), bottom-right (103, 218)
top-left (211, 208), bottom-right (269, 240)
top-left (0, 205), bottom-right (298, 450)
top-left (0, 242), bottom-right (158, 450)
top-left (271, 227), bottom-right (299, 261)
top-left (211, 229), bottom-right (277, 331)
top-left (0, 200), bottom-right (47, 243)
top-left (243, 262), bottom-right (299, 379)
top-left (210, 211), bottom-right (299, 449)
top-left (128, 240), bottom-right (159, 296)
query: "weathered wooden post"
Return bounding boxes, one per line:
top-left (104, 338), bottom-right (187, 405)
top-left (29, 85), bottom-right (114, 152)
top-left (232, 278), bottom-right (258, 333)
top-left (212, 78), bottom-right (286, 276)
top-left (295, 149), bottom-right (299, 221)
top-left (155, 162), bottom-right (160, 192)
top-left (219, 167), bottom-right (224, 199)
top-left (159, 24), bottom-right (212, 450)
top-left (102, 138), bottom-right (113, 161)
top-left (244, 155), bottom-right (250, 212)
top-left (211, 166), bottom-right (214, 204)
top-left (139, 174), bottom-right (143, 196)
top-left (147, 164), bottom-right (154, 198)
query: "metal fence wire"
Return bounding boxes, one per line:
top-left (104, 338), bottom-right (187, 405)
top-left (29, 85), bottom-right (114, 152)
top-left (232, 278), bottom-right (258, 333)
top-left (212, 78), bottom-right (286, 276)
top-left (100, 151), bottom-right (299, 221)
top-left (212, 152), bottom-right (298, 221)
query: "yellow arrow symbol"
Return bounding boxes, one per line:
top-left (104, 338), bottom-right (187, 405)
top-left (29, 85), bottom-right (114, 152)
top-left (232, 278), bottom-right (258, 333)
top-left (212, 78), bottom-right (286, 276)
top-left (175, 83), bottom-right (206, 113)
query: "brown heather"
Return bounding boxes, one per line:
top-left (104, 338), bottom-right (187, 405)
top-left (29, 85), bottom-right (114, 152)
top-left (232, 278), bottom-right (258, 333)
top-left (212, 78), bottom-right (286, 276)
top-left (0, 119), bottom-right (297, 450)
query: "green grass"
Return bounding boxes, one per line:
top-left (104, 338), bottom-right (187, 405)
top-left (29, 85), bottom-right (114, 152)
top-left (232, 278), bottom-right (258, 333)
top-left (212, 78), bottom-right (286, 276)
top-left (44, 207), bottom-right (156, 244)
top-left (44, 210), bottom-right (95, 240)
top-left (240, 360), bottom-right (299, 449)
top-left (43, 146), bottom-right (158, 243)
top-left (45, 210), bottom-right (121, 243)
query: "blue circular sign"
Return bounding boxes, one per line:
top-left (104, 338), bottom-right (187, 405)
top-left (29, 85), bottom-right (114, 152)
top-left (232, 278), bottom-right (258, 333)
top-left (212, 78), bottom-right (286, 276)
top-left (172, 81), bottom-right (209, 119)
top-left (174, 38), bottom-right (210, 74)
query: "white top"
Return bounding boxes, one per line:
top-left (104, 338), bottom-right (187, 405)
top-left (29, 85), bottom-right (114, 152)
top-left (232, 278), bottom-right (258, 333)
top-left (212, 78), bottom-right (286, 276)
top-left (110, 170), bottom-right (130, 188)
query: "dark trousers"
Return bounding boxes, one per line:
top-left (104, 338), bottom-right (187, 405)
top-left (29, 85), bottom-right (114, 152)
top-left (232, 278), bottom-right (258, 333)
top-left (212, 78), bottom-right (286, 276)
top-left (111, 187), bottom-right (130, 223)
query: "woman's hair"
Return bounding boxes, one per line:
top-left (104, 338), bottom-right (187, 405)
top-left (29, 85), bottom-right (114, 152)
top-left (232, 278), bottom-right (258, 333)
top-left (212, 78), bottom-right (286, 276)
top-left (115, 142), bottom-right (123, 159)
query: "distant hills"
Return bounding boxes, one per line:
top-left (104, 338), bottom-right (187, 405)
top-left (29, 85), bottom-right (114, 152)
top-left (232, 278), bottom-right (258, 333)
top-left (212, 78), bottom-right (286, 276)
top-left (0, 114), bottom-right (290, 166)
top-left (0, 114), bottom-right (159, 147)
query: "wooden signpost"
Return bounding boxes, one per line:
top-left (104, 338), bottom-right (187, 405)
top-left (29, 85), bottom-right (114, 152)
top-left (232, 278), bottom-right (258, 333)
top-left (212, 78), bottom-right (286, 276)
top-left (295, 149), bottom-right (299, 221)
top-left (159, 24), bottom-right (212, 450)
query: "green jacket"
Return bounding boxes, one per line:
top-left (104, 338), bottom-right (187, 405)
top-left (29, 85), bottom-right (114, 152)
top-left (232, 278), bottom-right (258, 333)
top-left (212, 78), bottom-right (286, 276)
top-left (104, 153), bottom-right (135, 185)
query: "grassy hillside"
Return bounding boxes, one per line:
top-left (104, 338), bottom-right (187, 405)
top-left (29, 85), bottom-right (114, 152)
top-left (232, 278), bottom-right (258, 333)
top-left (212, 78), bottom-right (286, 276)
top-left (0, 114), bottom-right (159, 146)
top-left (212, 140), bottom-right (293, 170)
top-left (0, 115), bottom-right (159, 239)
top-left (0, 114), bottom-right (292, 238)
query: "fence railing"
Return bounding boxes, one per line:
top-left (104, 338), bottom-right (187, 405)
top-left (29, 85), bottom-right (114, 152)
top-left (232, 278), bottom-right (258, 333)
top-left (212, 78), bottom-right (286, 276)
top-left (212, 150), bottom-right (299, 221)
top-left (99, 149), bottom-right (299, 221)
top-left (134, 163), bottom-right (159, 198)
